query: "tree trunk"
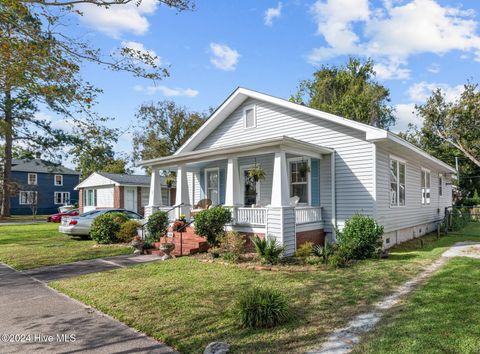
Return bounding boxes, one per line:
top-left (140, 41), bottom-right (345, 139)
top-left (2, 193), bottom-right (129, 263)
top-left (1, 88), bottom-right (13, 217)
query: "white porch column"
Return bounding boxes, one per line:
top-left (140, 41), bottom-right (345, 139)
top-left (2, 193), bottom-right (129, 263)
top-left (268, 151), bottom-right (296, 256)
top-left (146, 167), bottom-right (162, 218)
top-left (271, 151), bottom-right (290, 207)
top-left (225, 157), bottom-right (242, 206)
top-left (175, 164), bottom-right (191, 220)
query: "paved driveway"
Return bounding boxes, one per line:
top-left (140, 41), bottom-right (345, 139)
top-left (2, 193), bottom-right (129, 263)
top-left (0, 262), bottom-right (176, 353)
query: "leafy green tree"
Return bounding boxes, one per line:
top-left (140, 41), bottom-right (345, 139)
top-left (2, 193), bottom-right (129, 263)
top-left (133, 100), bottom-right (207, 168)
top-left (291, 57), bottom-right (396, 129)
top-left (416, 84), bottom-right (480, 168)
top-left (0, 0), bottom-right (193, 216)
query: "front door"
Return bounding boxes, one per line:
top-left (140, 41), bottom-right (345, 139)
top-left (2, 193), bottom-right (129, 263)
top-left (124, 187), bottom-right (137, 212)
top-left (206, 169), bottom-right (219, 205)
top-left (242, 169), bottom-right (259, 207)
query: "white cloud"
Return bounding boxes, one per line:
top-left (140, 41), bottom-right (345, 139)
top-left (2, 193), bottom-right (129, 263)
top-left (264, 2), bottom-right (283, 26)
top-left (308, 0), bottom-right (480, 79)
top-left (134, 84), bottom-right (199, 97)
top-left (374, 61), bottom-right (410, 80)
top-left (121, 41), bottom-right (161, 65)
top-left (209, 43), bottom-right (240, 71)
top-left (76, 0), bottom-right (157, 38)
top-left (408, 81), bottom-right (464, 102)
top-left (392, 103), bottom-right (420, 132)
top-left (427, 63), bottom-right (440, 73)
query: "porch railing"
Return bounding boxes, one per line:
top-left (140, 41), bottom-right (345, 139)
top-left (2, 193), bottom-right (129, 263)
top-left (233, 207), bottom-right (267, 226)
top-left (295, 206), bottom-right (323, 225)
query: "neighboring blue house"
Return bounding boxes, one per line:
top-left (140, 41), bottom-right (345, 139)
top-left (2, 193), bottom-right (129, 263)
top-left (10, 158), bottom-right (81, 215)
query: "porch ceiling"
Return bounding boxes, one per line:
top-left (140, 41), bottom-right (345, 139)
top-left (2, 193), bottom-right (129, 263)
top-left (138, 136), bottom-right (334, 169)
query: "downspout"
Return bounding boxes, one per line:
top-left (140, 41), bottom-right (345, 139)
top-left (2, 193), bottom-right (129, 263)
top-left (331, 151), bottom-right (337, 240)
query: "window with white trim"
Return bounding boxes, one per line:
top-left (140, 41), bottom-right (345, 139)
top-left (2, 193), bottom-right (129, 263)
top-left (19, 191), bottom-right (37, 205)
top-left (390, 157), bottom-right (406, 206)
top-left (289, 160), bottom-right (309, 204)
top-left (54, 175), bottom-right (63, 186)
top-left (28, 173), bottom-right (37, 185)
top-left (438, 175), bottom-right (443, 196)
top-left (83, 189), bottom-right (96, 206)
top-left (243, 106), bottom-right (256, 129)
top-left (421, 169), bottom-right (431, 205)
top-left (54, 192), bottom-right (70, 205)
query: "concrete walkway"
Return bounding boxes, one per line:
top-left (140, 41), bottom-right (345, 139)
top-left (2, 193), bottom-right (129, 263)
top-left (0, 261), bottom-right (175, 354)
top-left (308, 242), bottom-right (480, 354)
top-left (23, 254), bottom-right (162, 282)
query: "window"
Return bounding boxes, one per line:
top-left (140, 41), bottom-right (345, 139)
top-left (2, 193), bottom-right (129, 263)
top-left (390, 157), bottom-right (406, 206)
top-left (243, 105), bottom-right (256, 129)
top-left (54, 175), bottom-right (63, 186)
top-left (28, 173), bottom-right (37, 185)
top-left (161, 188), bottom-right (169, 206)
top-left (54, 192), bottom-right (70, 205)
top-left (19, 191), bottom-right (37, 205)
top-left (421, 169), bottom-right (431, 205)
top-left (242, 167), bottom-right (260, 206)
top-left (83, 189), bottom-right (96, 206)
top-left (439, 175), bottom-right (443, 196)
top-left (205, 169), bottom-right (219, 205)
top-left (289, 160), bottom-right (309, 204)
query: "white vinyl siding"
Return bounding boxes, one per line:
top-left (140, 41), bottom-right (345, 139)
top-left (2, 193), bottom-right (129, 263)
top-left (141, 187), bottom-right (150, 207)
top-left (195, 98), bottom-right (375, 230)
top-left (376, 144), bottom-right (452, 233)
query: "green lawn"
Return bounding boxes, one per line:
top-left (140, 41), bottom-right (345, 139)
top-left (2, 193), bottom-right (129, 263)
top-left (0, 223), bottom-right (132, 270)
top-left (0, 214), bottom-right (49, 223)
top-left (50, 224), bottom-right (480, 354)
top-left (354, 257), bottom-right (480, 354)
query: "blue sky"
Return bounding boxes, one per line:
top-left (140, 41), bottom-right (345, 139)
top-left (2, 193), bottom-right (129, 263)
top-left (54, 0), bottom-right (480, 163)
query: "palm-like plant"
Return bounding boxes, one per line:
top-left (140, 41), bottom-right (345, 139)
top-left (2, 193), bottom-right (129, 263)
top-left (251, 235), bottom-right (284, 264)
top-left (313, 242), bottom-right (336, 264)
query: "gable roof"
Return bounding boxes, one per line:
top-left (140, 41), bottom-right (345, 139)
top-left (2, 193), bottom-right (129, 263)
top-left (175, 87), bottom-right (456, 173)
top-left (11, 159), bottom-right (80, 175)
top-left (75, 172), bottom-right (162, 190)
top-left (97, 172), bottom-right (152, 186)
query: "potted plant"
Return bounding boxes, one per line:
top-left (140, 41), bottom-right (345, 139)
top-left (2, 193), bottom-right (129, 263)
top-left (248, 165), bottom-right (266, 182)
top-left (160, 235), bottom-right (175, 259)
top-left (298, 161), bottom-right (310, 178)
top-left (165, 174), bottom-right (175, 189)
top-left (131, 235), bottom-right (145, 255)
top-left (173, 214), bottom-right (187, 232)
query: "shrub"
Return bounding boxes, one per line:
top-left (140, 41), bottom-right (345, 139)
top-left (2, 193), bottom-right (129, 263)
top-left (313, 242), bottom-right (337, 264)
top-left (194, 206), bottom-right (232, 246)
top-left (251, 235), bottom-right (284, 265)
top-left (90, 212), bottom-right (129, 244)
top-left (305, 255), bottom-right (322, 266)
top-left (336, 214), bottom-right (384, 260)
top-left (146, 211), bottom-right (169, 242)
top-left (328, 248), bottom-right (353, 268)
top-left (117, 220), bottom-right (141, 243)
top-left (219, 231), bottom-right (246, 262)
top-left (451, 207), bottom-right (471, 230)
top-left (235, 287), bottom-right (289, 328)
top-left (295, 242), bottom-right (314, 258)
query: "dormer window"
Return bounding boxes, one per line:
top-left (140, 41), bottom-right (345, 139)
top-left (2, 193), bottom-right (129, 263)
top-left (243, 105), bottom-right (256, 129)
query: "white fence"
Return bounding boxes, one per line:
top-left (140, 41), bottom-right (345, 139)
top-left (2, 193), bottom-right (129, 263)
top-left (295, 206), bottom-right (323, 225)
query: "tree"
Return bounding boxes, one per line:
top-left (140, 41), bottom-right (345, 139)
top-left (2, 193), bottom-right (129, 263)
top-left (416, 84), bottom-right (480, 168)
top-left (132, 101), bottom-right (207, 169)
top-left (291, 57), bottom-right (396, 129)
top-left (0, 0), bottom-right (193, 216)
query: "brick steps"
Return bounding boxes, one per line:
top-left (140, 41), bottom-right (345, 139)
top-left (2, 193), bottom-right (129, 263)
top-left (146, 226), bottom-right (209, 257)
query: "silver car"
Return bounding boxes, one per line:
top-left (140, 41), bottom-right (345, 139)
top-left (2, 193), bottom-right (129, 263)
top-left (59, 208), bottom-right (144, 237)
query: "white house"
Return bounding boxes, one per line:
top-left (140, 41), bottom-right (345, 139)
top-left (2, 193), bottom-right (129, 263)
top-left (75, 172), bottom-right (174, 215)
top-left (139, 88), bottom-right (455, 255)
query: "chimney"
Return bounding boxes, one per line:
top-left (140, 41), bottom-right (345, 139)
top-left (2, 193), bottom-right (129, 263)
top-left (35, 152), bottom-right (41, 159)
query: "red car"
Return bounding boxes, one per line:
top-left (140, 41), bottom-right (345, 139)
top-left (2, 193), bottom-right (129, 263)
top-left (47, 209), bottom-right (79, 223)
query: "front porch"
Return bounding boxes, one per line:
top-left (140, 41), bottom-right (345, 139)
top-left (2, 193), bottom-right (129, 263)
top-left (141, 136), bottom-right (334, 255)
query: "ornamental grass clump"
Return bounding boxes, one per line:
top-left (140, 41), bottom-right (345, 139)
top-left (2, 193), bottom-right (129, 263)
top-left (235, 287), bottom-right (290, 328)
